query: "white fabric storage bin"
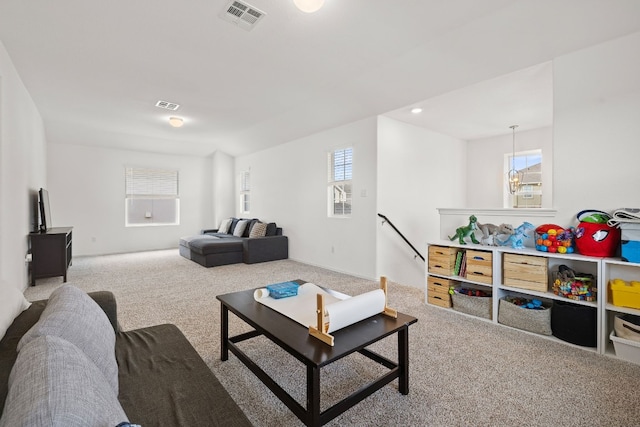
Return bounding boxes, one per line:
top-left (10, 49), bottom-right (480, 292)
top-left (610, 331), bottom-right (640, 364)
top-left (614, 314), bottom-right (640, 343)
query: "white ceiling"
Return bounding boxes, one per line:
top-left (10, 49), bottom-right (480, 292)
top-left (1, 1), bottom-right (639, 156)
top-left (384, 61), bottom-right (553, 140)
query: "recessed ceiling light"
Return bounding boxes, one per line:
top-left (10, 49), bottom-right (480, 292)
top-left (169, 117), bottom-right (184, 128)
top-left (411, 107), bottom-right (423, 114)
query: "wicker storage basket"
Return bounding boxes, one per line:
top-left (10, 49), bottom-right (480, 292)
top-left (451, 290), bottom-right (492, 319)
top-left (498, 298), bottom-right (552, 335)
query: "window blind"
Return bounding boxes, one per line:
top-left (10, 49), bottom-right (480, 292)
top-left (241, 171), bottom-right (250, 192)
top-left (327, 148), bottom-right (353, 217)
top-left (125, 167), bottom-right (178, 198)
top-left (240, 170), bottom-right (250, 213)
top-left (328, 148), bottom-right (353, 182)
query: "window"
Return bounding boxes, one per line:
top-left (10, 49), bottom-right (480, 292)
top-left (240, 170), bottom-right (250, 214)
top-left (125, 167), bottom-right (179, 226)
top-left (504, 150), bottom-right (542, 208)
top-left (328, 147), bottom-right (352, 217)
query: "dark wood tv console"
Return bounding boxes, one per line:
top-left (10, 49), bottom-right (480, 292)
top-left (29, 227), bottom-right (73, 286)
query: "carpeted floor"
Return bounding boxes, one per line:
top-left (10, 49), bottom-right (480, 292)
top-left (25, 250), bottom-right (640, 427)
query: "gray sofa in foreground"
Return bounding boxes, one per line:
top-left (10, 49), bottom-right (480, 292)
top-left (180, 217), bottom-right (289, 267)
top-left (0, 285), bottom-right (251, 427)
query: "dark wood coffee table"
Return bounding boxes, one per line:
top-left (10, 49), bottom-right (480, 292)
top-left (217, 282), bottom-right (418, 426)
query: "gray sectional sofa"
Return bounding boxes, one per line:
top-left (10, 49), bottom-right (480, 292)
top-left (180, 217), bottom-right (289, 267)
top-left (0, 285), bottom-right (251, 427)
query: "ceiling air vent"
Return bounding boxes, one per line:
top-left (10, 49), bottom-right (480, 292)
top-left (155, 100), bottom-right (180, 111)
top-left (219, 1), bottom-right (266, 31)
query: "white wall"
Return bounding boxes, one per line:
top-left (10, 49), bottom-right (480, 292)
top-left (440, 32), bottom-right (640, 243)
top-left (211, 150), bottom-right (235, 228)
top-left (235, 117), bottom-right (378, 280)
top-left (377, 116), bottom-right (467, 288)
top-left (552, 32), bottom-right (640, 226)
top-left (47, 143), bottom-right (213, 256)
top-left (0, 41), bottom-right (47, 291)
top-left (466, 127), bottom-right (553, 209)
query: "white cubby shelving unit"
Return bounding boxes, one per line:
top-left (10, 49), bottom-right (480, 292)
top-left (426, 241), bottom-right (640, 362)
top-left (601, 258), bottom-right (640, 357)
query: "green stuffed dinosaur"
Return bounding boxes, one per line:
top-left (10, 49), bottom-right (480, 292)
top-left (448, 215), bottom-right (480, 244)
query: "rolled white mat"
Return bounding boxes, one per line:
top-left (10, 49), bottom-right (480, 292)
top-left (326, 289), bottom-right (386, 333)
top-left (254, 288), bottom-right (270, 299)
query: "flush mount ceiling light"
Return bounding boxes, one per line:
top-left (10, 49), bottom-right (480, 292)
top-left (411, 107), bottom-right (423, 114)
top-left (169, 117), bottom-right (184, 128)
top-left (293, 0), bottom-right (324, 13)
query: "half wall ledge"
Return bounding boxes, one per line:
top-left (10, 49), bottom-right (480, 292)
top-left (438, 208), bottom-right (558, 242)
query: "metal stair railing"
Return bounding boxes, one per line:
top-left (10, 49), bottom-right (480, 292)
top-left (377, 213), bottom-right (425, 261)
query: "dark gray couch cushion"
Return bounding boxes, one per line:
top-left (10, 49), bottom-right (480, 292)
top-left (189, 238), bottom-right (243, 255)
top-left (179, 235), bottom-right (212, 249)
top-left (116, 324), bottom-right (251, 427)
top-left (265, 222), bottom-right (277, 236)
top-left (200, 232), bottom-right (229, 238)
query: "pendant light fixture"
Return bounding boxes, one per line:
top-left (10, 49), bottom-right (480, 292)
top-left (507, 125), bottom-right (523, 195)
top-left (293, 0), bottom-right (325, 13)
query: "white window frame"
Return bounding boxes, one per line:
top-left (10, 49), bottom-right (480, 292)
top-left (240, 170), bottom-right (250, 214)
top-left (327, 147), bottom-right (353, 218)
top-left (503, 149), bottom-right (542, 208)
top-left (125, 167), bottom-right (180, 227)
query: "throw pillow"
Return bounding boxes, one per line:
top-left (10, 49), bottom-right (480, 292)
top-left (1, 335), bottom-right (129, 427)
top-left (249, 222), bottom-right (267, 238)
top-left (266, 222), bottom-right (277, 236)
top-left (243, 219), bottom-right (258, 237)
top-left (18, 284), bottom-right (119, 394)
top-left (0, 283), bottom-right (31, 341)
top-left (233, 220), bottom-right (248, 237)
top-left (218, 218), bottom-right (232, 234)
top-left (228, 218), bottom-right (240, 235)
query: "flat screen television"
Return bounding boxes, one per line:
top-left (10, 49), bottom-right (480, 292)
top-left (38, 188), bottom-right (52, 232)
